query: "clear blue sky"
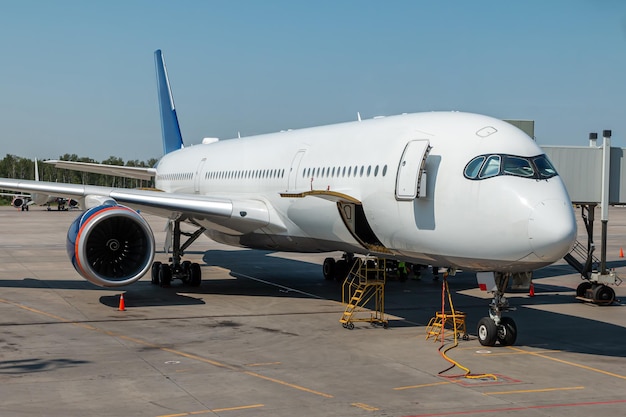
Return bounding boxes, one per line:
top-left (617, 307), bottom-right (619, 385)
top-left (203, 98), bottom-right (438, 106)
top-left (1, 0), bottom-right (625, 161)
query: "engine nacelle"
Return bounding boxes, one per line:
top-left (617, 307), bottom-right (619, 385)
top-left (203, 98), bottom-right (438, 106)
top-left (66, 203), bottom-right (155, 287)
top-left (12, 196), bottom-right (25, 208)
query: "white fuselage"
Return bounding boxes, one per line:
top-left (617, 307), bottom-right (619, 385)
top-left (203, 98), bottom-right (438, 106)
top-left (153, 111), bottom-right (576, 272)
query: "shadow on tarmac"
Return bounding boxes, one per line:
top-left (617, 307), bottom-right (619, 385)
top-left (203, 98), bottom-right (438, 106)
top-left (2, 249), bottom-right (625, 358)
top-left (0, 358), bottom-right (89, 374)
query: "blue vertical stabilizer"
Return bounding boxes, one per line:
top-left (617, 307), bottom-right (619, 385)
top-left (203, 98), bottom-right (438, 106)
top-left (155, 50), bottom-right (184, 154)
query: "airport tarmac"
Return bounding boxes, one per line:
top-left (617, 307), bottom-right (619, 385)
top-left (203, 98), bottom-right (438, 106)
top-left (0, 205), bottom-right (625, 417)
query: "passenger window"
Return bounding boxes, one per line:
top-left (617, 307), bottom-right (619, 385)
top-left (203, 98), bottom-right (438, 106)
top-left (479, 155), bottom-right (501, 179)
top-left (464, 156), bottom-right (485, 179)
top-left (503, 156), bottom-right (534, 177)
top-left (382, 165), bottom-right (387, 176)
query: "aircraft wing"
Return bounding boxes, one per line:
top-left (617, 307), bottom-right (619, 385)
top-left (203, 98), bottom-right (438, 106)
top-left (0, 178), bottom-right (280, 234)
top-left (44, 160), bottom-right (156, 180)
top-left (0, 192), bottom-right (29, 198)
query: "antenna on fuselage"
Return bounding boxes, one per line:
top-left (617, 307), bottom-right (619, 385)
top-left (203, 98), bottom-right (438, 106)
top-left (357, 112), bottom-right (361, 122)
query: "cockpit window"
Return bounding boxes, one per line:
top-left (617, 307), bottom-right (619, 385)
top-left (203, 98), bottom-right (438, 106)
top-left (479, 155), bottom-right (501, 179)
top-left (532, 155), bottom-right (557, 179)
top-left (502, 156), bottom-right (534, 178)
top-left (464, 153), bottom-right (558, 181)
top-left (464, 156), bottom-right (485, 179)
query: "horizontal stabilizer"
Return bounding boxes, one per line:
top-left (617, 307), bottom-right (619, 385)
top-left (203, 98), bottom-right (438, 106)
top-left (45, 160), bottom-right (156, 181)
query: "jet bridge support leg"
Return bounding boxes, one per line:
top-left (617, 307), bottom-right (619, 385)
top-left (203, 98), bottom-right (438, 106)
top-left (151, 220), bottom-right (206, 287)
top-left (564, 204), bottom-right (622, 305)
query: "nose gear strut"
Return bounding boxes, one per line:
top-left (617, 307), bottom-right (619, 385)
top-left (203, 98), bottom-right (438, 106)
top-left (477, 272), bottom-right (518, 347)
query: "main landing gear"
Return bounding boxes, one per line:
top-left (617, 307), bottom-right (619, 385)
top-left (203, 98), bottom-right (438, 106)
top-left (477, 272), bottom-right (518, 347)
top-left (150, 219), bottom-right (206, 287)
top-left (323, 253), bottom-right (356, 281)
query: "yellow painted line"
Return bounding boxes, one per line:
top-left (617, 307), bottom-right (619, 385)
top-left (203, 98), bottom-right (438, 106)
top-left (0, 298), bottom-right (334, 399)
top-left (245, 361), bottom-right (281, 367)
top-left (508, 346), bottom-right (626, 380)
top-left (352, 402), bottom-right (379, 411)
top-left (484, 386), bottom-right (584, 395)
top-left (394, 381), bottom-right (452, 391)
top-left (0, 299), bottom-right (73, 323)
top-left (157, 403), bottom-right (264, 417)
top-left (243, 370), bottom-right (333, 398)
top-left (475, 349), bottom-right (563, 357)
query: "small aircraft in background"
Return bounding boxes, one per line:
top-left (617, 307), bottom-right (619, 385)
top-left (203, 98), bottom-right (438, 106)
top-left (1, 159), bottom-right (79, 211)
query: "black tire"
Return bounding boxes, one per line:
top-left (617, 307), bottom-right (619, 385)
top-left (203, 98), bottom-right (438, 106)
top-left (335, 259), bottom-right (348, 281)
top-left (180, 261), bottom-right (192, 283)
top-left (323, 258), bottom-right (335, 280)
top-left (497, 317), bottom-right (517, 346)
top-left (576, 281), bottom-right (592, 298)
top-left (159, 263), bottom-right (172, 287)
top-left (188, 263), bottom-right (202, 287)
top-left (151, 262), bottom-right (162, 285)
top-left (477, 317), bottom-right (498, 347)
top-left (593, 285), bottom-right (615, 305)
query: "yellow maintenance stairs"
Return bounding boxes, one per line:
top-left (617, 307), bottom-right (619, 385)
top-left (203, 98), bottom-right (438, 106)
top-left (340, 257), bottom-right (388, 329)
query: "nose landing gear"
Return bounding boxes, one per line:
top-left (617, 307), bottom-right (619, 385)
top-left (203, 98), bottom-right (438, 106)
top-left (476, 272), bottom-right (517, 347)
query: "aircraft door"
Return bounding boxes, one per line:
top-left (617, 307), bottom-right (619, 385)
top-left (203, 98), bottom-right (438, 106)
top-left (194, 158), bottom-right (207, 194)
top-left (395, 140), bottom-right (431, 200)
top-left (287, 150), bottom-right (306, 191)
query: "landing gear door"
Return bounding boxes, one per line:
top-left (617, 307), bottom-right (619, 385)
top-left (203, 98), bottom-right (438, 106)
top-left (341, 203), bottom-right (356, 233)
top-left (395, 140), bottom-right (431, 201)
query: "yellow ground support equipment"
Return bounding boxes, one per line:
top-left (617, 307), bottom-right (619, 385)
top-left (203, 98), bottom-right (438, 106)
top-left (428, 274), bottom-right (497, 381)
top-left (340, 257), bottom-right (388, 329)
top-left (425, 311), bottom-right (468, 342)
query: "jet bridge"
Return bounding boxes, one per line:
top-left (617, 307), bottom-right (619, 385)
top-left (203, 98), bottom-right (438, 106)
top-left (541, 131), bottom-right (624, 305)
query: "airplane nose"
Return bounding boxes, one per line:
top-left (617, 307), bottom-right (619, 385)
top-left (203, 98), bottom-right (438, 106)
top-left (528, 199), bottom-right (577, 261)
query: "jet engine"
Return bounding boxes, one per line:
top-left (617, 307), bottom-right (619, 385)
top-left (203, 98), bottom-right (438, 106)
top-left (11, 196), bottom-right (25, 208)
top-left (66, 203), bottom-right (155, 287)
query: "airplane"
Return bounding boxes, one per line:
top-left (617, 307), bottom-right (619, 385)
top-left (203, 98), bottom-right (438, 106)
top-left (0, 192), bottom-right (31, 210)
top-left (0, 159), bottom-right (79, 211)
top-left (0, 50), bottom-right (577, 347)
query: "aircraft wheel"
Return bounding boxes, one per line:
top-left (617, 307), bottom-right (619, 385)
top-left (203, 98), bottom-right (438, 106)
top-left (593, 285), bottom-right (615, 305)
top-left (323, 258), bottom-right (335, 280)
top-left (576, 281), bottom-right (592, 298)
top-left (151, 262), bottom-right (162, 285)
top-left (335, 259), bottom-right (348, 281)
top-left (497, 317), bottom-right (517, 346)
top-left (180, 261), bottom-right (192, 283)
top-left (477, 317), bottom-right (498, 347)
top-left (188, 263), bottom-right (202, 287)
top-left (159, 263), bottom-right (172, 287)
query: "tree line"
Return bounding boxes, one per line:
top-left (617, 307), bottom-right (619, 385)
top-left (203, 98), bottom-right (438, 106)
top-left (0, 154), bottom-right (158, 205)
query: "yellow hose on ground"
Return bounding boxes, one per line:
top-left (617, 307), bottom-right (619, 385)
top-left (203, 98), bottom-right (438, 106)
top-left (437, 274), bottom-right (497, 381)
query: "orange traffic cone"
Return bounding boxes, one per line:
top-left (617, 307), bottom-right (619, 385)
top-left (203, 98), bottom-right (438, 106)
top-left (620, 248), bottom-right (624, 258)
top-left (529, 283), bottom-right (535, 297)
top-left (118, 294), bottom-right (126, 311)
